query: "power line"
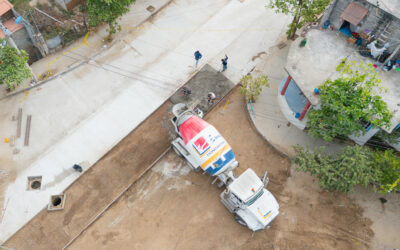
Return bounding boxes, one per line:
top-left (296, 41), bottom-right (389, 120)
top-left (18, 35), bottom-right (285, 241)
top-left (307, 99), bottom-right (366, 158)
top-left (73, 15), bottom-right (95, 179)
top-left (254, 110), bottom-right (396, 150)
top-left (68, 47), bottom-right (398, 150)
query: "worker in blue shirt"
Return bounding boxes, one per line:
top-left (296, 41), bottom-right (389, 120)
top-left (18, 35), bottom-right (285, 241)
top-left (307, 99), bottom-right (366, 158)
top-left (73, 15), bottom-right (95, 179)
top-left (194, 50), bottom-right (202, 67)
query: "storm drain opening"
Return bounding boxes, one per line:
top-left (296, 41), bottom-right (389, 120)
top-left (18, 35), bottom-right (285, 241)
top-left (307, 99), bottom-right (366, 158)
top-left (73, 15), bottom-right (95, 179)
top-left (48, 194), bottom-right (66, 211)
top-left (27, 176), bottom-right (42, 191)
top-left (146, 5), bottom-right (155, 12)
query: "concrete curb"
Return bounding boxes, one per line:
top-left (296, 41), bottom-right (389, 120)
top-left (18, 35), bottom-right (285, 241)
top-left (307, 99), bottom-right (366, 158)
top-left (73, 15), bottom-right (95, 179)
top-left (245, 100), bottom-right (291, 160)
top-left (0, 0), bottom-right (174, 101)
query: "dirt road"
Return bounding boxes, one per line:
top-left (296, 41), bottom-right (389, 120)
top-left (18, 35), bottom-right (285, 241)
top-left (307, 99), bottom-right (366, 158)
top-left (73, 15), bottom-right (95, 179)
top-left (67, 89), bottom-right (373, 250)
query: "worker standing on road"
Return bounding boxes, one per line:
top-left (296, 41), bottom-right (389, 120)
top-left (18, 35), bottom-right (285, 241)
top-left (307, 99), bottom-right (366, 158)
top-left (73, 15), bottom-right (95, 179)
top-left (221, 54), bottom-right (228, 72)
top-left (194, 50), bottom-right (202, 67)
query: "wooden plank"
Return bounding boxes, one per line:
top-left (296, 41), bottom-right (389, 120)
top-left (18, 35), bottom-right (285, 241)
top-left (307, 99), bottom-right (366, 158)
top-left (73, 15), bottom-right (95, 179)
top-left (24, 115), bottom-right (32, 146)
top-left (16, 108), bottom-right (22, 138)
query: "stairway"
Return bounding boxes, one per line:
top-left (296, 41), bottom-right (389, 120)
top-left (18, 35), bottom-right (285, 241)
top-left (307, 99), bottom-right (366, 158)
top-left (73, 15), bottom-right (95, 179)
top-left (376, 14), bottom-right (393, 45)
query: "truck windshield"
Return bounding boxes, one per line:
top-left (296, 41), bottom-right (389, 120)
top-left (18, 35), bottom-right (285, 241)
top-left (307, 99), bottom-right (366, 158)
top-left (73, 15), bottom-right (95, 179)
top-left (244, 189), bottom-right (264, 206)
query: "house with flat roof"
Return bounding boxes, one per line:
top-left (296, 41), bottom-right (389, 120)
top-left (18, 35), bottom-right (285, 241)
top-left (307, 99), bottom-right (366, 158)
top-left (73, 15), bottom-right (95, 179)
top-left (278, 28), bottom-right (400, 150)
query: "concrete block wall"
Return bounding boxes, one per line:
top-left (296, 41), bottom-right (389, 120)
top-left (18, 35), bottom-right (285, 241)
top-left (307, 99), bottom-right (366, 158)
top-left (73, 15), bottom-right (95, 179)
top-left (11, 28), bottom-right (41, 63)
top-left (322, 0), bottom-right (400, 53)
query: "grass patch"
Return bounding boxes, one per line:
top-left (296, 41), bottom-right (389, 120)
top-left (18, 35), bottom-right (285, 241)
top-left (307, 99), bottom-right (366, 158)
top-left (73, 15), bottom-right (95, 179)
top-left (9, 0), bottom-right (31, 12)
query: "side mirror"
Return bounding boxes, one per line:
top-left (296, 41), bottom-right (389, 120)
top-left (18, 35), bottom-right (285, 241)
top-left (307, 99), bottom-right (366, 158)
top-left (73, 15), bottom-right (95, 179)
top-left (261, 171), bottom-right (269, 187)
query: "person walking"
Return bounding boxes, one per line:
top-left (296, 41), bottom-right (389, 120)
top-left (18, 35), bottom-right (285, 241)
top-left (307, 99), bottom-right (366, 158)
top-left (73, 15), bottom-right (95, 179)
top-left (221, 54), bottom-right (228, 72)
top-left (194, 50), bottom-right (202, 67)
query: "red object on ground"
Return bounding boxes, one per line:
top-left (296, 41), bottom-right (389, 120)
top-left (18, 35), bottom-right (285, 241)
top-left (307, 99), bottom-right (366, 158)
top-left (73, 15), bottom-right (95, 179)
top-left (299, 101), bottom-right (311, 120)
top-left (280, 75), bottom-right (292, 95)
top-left (373, 64), bottom-right (378, 68)
top-left (179, 115), bottom-right (209, 144)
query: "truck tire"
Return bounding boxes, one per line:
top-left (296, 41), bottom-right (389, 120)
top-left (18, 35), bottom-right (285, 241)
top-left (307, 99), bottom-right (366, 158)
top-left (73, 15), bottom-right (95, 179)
top-left (234, 216), bottom-right (247, 227)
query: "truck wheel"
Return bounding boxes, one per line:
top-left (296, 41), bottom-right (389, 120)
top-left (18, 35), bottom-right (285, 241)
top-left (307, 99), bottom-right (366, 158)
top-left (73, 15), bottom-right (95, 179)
top-left (172, 145), bottom-right (183, 157)
top-left (234, 216), bottom-right (247, 227)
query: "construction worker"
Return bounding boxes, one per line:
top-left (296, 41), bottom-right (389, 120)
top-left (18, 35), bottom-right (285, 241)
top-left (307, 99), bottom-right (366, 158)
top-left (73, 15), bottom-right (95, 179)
top-left (194, 50), bottom-right (202, 67)
top-left (207, 92), bottom-right (216, 104)
top-left (182, 86), bottom-right (191, 97)
top-left (221, 54), bottom-right (228, 72)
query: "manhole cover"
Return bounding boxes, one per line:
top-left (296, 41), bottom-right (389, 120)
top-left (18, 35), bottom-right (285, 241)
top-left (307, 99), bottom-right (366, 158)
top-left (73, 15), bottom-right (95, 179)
top-left (146, 5), bottom-right (155, 12)
top-left (27, 176), bottom-right (42, 190)
top-left (48, 194), bottom-right (66, 211)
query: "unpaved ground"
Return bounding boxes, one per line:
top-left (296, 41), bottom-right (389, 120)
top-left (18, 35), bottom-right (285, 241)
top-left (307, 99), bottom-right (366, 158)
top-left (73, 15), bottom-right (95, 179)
top-left (68, 89), bottom-right (373, 250)
top-left (4, 101), bottom-right (173, 249)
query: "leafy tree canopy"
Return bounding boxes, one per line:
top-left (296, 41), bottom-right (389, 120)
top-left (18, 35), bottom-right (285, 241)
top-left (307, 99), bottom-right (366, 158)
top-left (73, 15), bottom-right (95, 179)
top-left (0, 40), bottom-right (31, 90)
top-left (373, 150), bottom-right (400, 193)
top-left (294, 145), bottom-right (380, 193)
top-left (240, 75), bottom-right (269, 103)
top-left (87, 0), bottom-right (136, 39)
top-left (294, 145), bottom-right (400, 193)
top-left (268, 0), bottom-right (330, 39)
top-left (306, 60), bottom-right (393, 142)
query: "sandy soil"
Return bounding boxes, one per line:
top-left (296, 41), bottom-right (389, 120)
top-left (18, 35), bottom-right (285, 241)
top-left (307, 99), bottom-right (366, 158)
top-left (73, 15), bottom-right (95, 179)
top-left (5, 100), bottom-right (174, 249)
top-left (67, 89), bottom-right (374, 250)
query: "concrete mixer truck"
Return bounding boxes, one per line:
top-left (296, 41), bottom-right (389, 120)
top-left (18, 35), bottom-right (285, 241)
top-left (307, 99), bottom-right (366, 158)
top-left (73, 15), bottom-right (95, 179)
top-left (170, 103), bottom-right (279, 231)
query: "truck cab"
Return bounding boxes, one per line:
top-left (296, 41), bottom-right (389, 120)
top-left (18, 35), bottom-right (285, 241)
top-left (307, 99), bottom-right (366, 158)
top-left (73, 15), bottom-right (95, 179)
top-left (220, 168), bottom-right (280, 231)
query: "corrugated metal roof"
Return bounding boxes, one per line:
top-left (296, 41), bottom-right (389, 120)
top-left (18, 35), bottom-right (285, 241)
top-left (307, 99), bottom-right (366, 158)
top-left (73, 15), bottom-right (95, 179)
top-left (340, 2), bottom-right (368, 25)
top-left (0, 0), bottom-right (13, 16)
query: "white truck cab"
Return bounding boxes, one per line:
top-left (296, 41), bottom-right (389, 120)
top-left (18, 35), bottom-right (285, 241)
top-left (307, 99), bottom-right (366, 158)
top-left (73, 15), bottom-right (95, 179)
top-left (170, 103), bottom-right (279, 231)
top-left (221, 168), bottom-right (280, 231)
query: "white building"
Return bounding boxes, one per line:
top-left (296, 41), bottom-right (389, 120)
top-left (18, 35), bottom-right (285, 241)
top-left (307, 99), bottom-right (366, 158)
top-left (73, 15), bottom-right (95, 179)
top-left (278, 28), bottom-right (400, 149)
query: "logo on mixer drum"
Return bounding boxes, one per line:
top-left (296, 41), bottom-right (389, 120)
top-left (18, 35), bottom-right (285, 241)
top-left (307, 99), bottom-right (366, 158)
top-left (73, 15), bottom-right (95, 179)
top-left (192, 136), bottom-right (210, 157)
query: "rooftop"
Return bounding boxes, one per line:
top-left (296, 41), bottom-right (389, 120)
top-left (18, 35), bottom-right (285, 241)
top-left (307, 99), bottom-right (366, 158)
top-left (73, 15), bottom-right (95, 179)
top-left (366, 0), bottom-right (400, 20)
top-left (286, 29), bottom-right (400, 133)
top-left (0, 0), bottom-right (12, 16)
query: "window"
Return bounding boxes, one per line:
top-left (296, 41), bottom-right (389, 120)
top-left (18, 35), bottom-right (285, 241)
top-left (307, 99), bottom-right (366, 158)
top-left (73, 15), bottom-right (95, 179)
top-left (245, 189), bottom-right (264, 206)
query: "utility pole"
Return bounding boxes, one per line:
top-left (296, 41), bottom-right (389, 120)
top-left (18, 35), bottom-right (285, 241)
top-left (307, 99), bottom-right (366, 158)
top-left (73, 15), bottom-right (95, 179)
top-left (0, 21), bottom-right (38, 83)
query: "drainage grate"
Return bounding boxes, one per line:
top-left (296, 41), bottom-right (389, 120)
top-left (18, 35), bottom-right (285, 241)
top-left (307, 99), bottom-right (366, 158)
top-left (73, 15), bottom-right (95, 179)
top-left (27, 176), bottom-right (42, 190)
top-left (48, 194), bottom-right (66, 211)
top-left (146, 5), bottom-right (155, 12)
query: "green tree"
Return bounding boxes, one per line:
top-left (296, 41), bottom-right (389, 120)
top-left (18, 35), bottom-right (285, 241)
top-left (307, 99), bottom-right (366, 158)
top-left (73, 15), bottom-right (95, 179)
top-left (0, 40), bottom-right (31, 90)
top-left (268, 0), bottom-right (330, 39)
top-left (373, 150), bottom-right (400, 193)
top-left (239, 75), bottom-right (269, 103)
top-left (294, 145), bottom-right (381, 193)
top-left (306, 60), bottom-right (393, 142)
top-left (87, 0), bottom-right (136, 40)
